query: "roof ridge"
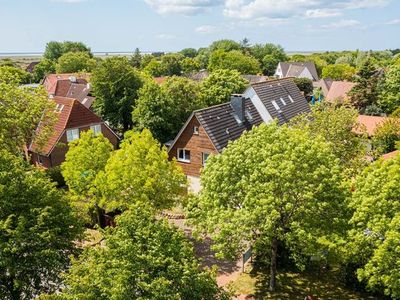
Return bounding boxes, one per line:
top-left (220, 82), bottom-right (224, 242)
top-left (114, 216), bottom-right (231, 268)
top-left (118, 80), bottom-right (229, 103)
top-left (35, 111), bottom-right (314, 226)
top-left (251, 77), bottom-right (294, 86)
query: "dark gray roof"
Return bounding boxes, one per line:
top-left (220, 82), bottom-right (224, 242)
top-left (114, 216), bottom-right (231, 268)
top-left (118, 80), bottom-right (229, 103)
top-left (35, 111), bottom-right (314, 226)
top-left (252, 78), bottom-right (311, 125)
top-left (280, 61), bottom-right (319, 81)
top-left (195, 98), bottom-right (263, 152)
top-left (66, 83), bottom-right (94, 108)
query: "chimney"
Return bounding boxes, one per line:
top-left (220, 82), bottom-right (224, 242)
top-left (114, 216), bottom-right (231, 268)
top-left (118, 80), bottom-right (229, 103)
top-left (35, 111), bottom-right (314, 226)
top-left (230, 94), bottom-right (245, 123)
top-left (69, 76), bottom-right (77, 83)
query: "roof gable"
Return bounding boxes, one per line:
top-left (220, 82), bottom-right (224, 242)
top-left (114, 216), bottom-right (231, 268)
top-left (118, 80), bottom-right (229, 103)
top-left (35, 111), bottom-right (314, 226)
top-left (280, 62), bottom-right (319, 81)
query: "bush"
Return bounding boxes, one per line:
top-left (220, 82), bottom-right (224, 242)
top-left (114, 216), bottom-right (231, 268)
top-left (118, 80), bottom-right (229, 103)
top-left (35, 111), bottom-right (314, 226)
top-left (45, 166), bottom-right (66, 187)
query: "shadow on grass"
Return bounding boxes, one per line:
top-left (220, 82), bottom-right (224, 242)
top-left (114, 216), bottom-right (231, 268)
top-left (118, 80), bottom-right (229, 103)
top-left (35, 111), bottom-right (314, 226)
top-left (230, 266), bottom-right (387, 300)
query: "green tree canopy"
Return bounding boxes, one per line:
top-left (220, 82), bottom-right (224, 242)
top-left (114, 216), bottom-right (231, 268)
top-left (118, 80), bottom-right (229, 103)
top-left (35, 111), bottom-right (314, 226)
top-left (180, 47), bottom-right (198, 58)
top-left (54, 205), bottom-right (228, 300)
top-left (61, 130), bottom-right (114, 224)
top-left (187, 123), bottom-right (347, 291)
top-left (208, 50), bottom-right (261, 74)
top-left (0, 150), bottom-right (82, 300)
top-left (200, 69), bottom-right (248, 106)
top-left (293, 77), bottom-right (314, 97)
top-left (290, 103), bottom-right (367, 175)
top-left (347, 154), bottom-right (400, 298)
top-left (32, 58), bottom-right (56, 82)
top-left (209, 39), bottom-right (241, 52)
top-left (322, 64), bottom-right (356, 80)
top-left (159, 53), bottom-right (184, 76)
top-left (133, 76), bottom-right (203, 142)
top-left (95, 129), bottom-right (186, 212)
top-left (0, 82), bottom-right (55, 157)
top-left (250, 43), bottom-right (288, 75)
top-left (0, 66), bottom-right (31, 84)
top-left (371, 117), bottom-right (400, 157)
top-left (43, 41), bottom-right (92, 61)
top-left (91, 57), bottom-right (146, 132)
top-left (129, 47), bottom-right (142, 68)
top-left (181, 57), bottom-right (201, 75)
top-left (378, 64), bottom-right (400, 114)
top-left (55, 51), bottom-right (96, 73)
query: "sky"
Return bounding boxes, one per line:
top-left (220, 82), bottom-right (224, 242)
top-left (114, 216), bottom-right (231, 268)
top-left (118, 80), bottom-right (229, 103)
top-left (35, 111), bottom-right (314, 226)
top-left (0, 0), bottom-right (399, 53)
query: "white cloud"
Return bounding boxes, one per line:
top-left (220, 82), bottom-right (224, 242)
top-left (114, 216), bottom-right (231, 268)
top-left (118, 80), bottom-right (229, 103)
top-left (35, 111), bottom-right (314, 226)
top-left (51, 0), bottom-right (87, 3)
top-left (386, 19), bottom-right (400, 25)
top-left (322, 19), bottom-right (361, 29)
top-left (195, 25), bottom-right (220, 34)
top-left (340, 0), bottom-right (390, 9)
top-left (157, 33), bottom-right (176, 39)
top-left (304, 8), bottom-right (341, 18)
top-left (144, 0), bottom-right (223, 15)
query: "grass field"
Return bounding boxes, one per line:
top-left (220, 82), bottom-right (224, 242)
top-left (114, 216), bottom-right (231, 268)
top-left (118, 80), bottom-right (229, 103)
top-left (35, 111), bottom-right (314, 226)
top-left (228, 266), bottom-right (384, 300)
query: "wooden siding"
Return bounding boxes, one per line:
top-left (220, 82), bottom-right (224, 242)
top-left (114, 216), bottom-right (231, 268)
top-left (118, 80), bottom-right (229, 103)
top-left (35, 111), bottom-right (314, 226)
top-left (169, 116), bottom-right (217, 177)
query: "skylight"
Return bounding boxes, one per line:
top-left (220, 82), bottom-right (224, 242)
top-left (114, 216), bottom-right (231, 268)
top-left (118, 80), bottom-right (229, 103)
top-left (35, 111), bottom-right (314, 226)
top-left (271, 100), bottom-right (280, 110)
top-left (55, 104), bottom-right (64, 112)
top-left (288, 95), bottom-right (294, 103)
top-left (280, 97), bottom-right (287, 106)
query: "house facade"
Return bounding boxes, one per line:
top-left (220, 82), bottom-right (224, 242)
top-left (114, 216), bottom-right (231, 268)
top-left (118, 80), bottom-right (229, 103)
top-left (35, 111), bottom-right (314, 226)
top-left (168, 78), bottom-right (311, 192)
top-left (275, 62), bottom-right (319, 81)
top-left (29, 96), bottom-right (119, 168)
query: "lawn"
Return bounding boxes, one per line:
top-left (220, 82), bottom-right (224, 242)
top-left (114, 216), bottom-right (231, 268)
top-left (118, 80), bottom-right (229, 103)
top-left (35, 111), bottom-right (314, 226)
top-left (228, 266), bottom-right (384, 300)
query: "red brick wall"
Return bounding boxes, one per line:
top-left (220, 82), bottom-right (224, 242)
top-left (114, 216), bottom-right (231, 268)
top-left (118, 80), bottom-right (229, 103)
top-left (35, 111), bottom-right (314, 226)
top-left (169, 116), bottom-right (218, 177)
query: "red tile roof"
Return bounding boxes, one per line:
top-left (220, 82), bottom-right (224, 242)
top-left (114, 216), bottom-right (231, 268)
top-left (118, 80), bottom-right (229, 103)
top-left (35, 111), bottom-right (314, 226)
top-left (382, 150), bottom-right (399, 160)
top-left (154, 76), bottom-right (167, 84)
top-left (43, 73), bottom-right (90, 95)
top-left (355, 115), bottom-right (387, 136)
top-left (30, 96), bottom-right (102, 156)
top-left (325, 81), bottom-right (356, 103)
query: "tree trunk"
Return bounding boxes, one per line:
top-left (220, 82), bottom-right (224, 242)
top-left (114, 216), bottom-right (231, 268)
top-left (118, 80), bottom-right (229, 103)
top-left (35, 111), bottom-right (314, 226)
top-left (269, 237), bottom-right (278, 292)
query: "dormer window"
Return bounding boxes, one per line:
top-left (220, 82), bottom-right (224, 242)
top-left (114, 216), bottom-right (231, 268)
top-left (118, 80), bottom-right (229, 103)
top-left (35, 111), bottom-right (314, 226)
top-left (288, 95), bottom-right (294, 103)
top-left (280, 97), bottom-right (287, 106)
top-left (233, 113), bottom-right (242, 124)
top-left (271, 100), bottom-right (280, 110)
top-left (193, 126), bottom-right (199, 135)
top-left (55, 104), bottom-right (64, 112)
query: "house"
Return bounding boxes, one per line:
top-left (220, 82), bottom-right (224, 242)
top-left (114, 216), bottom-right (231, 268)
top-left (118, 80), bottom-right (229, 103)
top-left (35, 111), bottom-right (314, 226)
top-left (355, 115), bottom-right (386, 136)
top-left (29, 96), bottom-right (119, 168)
top-left (325, 81), bottom-right (356, 103)
top-left (168, 78), bottom-right (311, 192)
top-left (275, 62), bottom-right (319, 81)
top-left (42, 73), bottom-right (95, 108)
top-left (381, 150), bottom-right (399, 160)
top-left (313, 78), bottom-right (334, 96)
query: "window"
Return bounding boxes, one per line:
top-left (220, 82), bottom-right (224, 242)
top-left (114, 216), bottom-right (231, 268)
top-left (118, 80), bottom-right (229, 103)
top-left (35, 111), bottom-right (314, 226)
top-left (38, 155), bottom-right (43, 165)
top-left (233, 113), bottom-right (242, 124)
top-left (271, 100), bottom-right (280, 110)
top-left (280, 97), bottom-right (287, 106)
top-left (288, 95), bottom-right (294, 103)
top-left (245, 110), bottom-right (253, 121)
top-left (202, 152), bottom-right (210, 166)
top-left (66, 128), bottom-right (79, 142)
top-left (177, 148), bottom-right (190, 163)
top-left (193, 126), bottom-right (199, 135)
top-left (90, 124), bottom-right (102, 136)
top-left (55, 104), bottom-right (64, 112)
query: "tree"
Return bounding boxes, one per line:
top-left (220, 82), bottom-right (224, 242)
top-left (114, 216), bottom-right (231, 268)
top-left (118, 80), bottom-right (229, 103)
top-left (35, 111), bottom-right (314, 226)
top-left (290, 103), bottom-right (367, 176)
top-left (0, 150), bottom-right (82, 300)
top-left (208, 50), bottom-right (261, 74)
top-left (54, 205), bottom-right (228, 300)
top-left (347, 154), bottom-right (400, 298)
top-left (32, 58), bottom-right (56, 82)
top-left (181, 57), bottom-right (201, 75)
top-left (250, 43), bottom-right (288, 75)
top-left (160, 53), bottom-right (184, 76)
top-left (143, 59), bottom-right (164, 77)
top-left (129, 47), bottom-right (142, 68)
top-left (0, 82), bottom-right (55, 158)
top-left (43, 41), bottom-right (92, 61)
top-left (91, 57), bottom-right (146, 132)
top-left (55, 51), bottom-right (96, 73)
top-left (200, 69), bottom-right (248, 106)
top-left (95, 129), bottom-right (186, 212)
top-left (348, 58), bottom-right (382, 112)
top-left (378, 64), bottom-right (400, 114)
top-left (133, 76), bottom-right (203, 142)
top-left (209, 39), bottom-right (241, 52)
top-left (293, 77), bottom-right (313, 97)
top-left (0, 66), bottom-right (31, 84)
top-left (180, 47), bottom-right (198, 58)
top-left (322, 64), bottom-right (356, 80)
top-left (371, 117), bottom-right (400, 157)
top-left (61, 130), bottom-right (114, 225)
top-left (187, 123), bottom-right (347, 292)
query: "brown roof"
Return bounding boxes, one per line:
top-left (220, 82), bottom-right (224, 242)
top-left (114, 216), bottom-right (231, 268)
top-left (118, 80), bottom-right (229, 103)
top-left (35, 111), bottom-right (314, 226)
top-left (381, 150), bottom-right (399, 160)
top-left (325, 81), bottom-right (356, 103)
top-left (30, 96), bottom-right (102, 155)
top-left (280, 62), bottom-right (319, 81)
top-left (355, 115), bottom-right (387, 136)
top-left (43, 73), bottom-right (90, 95)
top-left (154, 77), bottom-right (167, 84)
top-left (313, 78), bottom-right (333, 96)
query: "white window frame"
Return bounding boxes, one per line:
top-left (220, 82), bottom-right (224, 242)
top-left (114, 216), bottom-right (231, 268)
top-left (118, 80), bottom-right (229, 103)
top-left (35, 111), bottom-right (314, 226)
top-left (37, 155), bottom-right (43, 165)
top-left (177, 148), bottom-right (191, 163)
top-left (271, 100), bottom-right (280, 110)
top-left (245, 110), bottom-right (253, 121)
top-left (280, 97), bottom-right (287, 106)
top-left (202, 152), bottom-right (210, 166)
top-left (288, 95), bottom-right (294, 103)
top-left (66, 128), bottom-right (79, 142)
top-left (90, 124), bottom-right (102, 136)
top-left (193, 126), bottom-right (199, 135)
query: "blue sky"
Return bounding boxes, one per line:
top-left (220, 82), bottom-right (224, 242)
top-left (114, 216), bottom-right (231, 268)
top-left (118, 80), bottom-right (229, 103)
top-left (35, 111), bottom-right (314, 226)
top-left (0, 0), bottom-right (399, 53)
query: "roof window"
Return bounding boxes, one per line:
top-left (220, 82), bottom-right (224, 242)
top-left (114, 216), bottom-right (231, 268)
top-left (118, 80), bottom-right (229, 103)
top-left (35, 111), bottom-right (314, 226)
top-left (271, 100), bottom-right (280, 111)
top-left (55, 103), bottom-right (64, 112)
top-left (280, 97), bottom-right (287, 106)
top-left (288, 95), bottom-right (294, 103)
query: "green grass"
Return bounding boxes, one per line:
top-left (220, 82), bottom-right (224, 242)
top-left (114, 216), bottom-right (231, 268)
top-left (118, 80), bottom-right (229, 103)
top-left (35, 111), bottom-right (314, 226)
top-left (228, 266), bottom-right (383, 300)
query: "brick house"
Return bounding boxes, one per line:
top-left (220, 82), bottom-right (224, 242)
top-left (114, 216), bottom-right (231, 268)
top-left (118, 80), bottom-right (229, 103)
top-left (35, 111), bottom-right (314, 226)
top-left (29, 96), bottom-right (119, 168)
top-left (168, 78), bottom-right (311, 192)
